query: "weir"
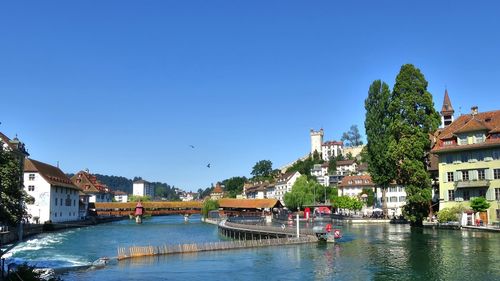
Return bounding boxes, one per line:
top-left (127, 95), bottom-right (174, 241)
top-left (117, 221), bottom-right (318, 261)
top-left (117, 236), bottom-right (317, 261)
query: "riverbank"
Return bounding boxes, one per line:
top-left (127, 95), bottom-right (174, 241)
top-left (423, 221), bottom-right (500, 232)
top-left (1, 216), bottom-right (126, 246)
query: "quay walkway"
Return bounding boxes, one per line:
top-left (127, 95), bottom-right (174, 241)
top-left (219, 220), bottom-right (316, 239)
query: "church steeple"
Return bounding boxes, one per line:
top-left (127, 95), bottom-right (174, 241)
top-left (441, 89), bottom-right (454, 127)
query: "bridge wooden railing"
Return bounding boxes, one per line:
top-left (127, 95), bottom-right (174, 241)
top-left (223, 221), bottom-right (316, 236)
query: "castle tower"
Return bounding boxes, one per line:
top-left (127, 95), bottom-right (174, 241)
top-left (310, 128), bottom-right (324, 155)
top-left (441, 89), bottom-right (454, 127)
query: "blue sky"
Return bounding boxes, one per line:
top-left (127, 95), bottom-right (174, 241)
top-left (1, 1), bottom-right (499, 191)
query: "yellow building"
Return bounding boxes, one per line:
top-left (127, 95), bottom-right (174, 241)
top-left (432, 93), bottom-right (500, 225)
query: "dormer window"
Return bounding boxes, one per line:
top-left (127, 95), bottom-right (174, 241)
top-left (443, 140), bottom-right (454, 146)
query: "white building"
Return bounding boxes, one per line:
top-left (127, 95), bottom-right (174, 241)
top-left (24, 159), bottom-right (81, 224)
top-left (336, 160), bottom-right (358, 175)
top-left (274, 171), bottom-right (301, 205)
top-left (377, 185), bottom-right (407, 217)
top-left (322, 141), bottom-right (343, 161)
top-left (338, 175), bottom-right (373, 197)
top-left (133, 179), bottom-right (154, 197)
top-left (113, 190), bottom-right (128, 203)
top-left (311, 164), bottom-right (329, 186)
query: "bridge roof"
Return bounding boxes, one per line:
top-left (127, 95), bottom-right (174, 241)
top-left (94, 201), bottom-right (202, 210)
top-left (219, 198), bottom-right (282, 209)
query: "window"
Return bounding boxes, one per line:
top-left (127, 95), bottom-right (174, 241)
top-left (444, 140), bottom-right (454, 146)
top-left (462, 170), bottom-right (469, 181)
top-left (448, 190), bottom-right (455, 201)
top-left (60, 198), bottom-right (63, 206)
top-left (478, 169), bottom-right (485, 180)
top-left (459, 137), bottom-right (468, 145)
top-left (55, 213), bottom-right (57, 217)
top-left (445, 155), bottom-right (453, 164)
top-left (389, 187), bottom-right (397, 193)
top-left (29, 174), bottom-right (35, 181)
top-left (475, 133), bottom-right (484, 143)
top-left (60, 212), bottom-right (62, 217)
top-left (390, 196), bottom-right (398, 202)
top-left (55, 198), bottom-right (58, 206)
top-left (28, 185), bottom-right (35, 191)
top-left (399, 196), bottom-right (406, 202)
top-left (479, 189), bottom-right (486, 197)
top-left (447, 172), bottom-right (454, 182)
top-left (493, 150), bottom-right (500, 160)
top-left (463, 190), bottom-right (470, 201)
top-left (494, 169), bottom-right (500, 180)
top-left (495, 188), bottom-right (500, 200)
top-left (65, 195), bottom-right (71, 206)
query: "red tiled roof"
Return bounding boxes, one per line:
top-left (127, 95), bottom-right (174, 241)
top-left (336, 159), bottom-right (356, 166)
top-left (24, 158), bottom-right (80, 190)
top-left (322, 141), bottom-right (343, 146)
top-left (218, 198), bottom-right (282, 209)
top-left (71, 171), bottom-right (110, 194)
top-left (432, 109), bottom-right (500, 152)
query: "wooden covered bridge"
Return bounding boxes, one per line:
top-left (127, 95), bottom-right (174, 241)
top-left (92, 201), bottom-right (202, 217)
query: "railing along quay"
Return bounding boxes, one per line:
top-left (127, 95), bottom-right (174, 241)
top-left (220, 221), bottom-right (316, 238)
top-left (117, 236), bottom-right (317, 261)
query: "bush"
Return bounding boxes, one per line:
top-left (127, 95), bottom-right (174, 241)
top-left (470, 197), bottom-right (490, 212)
top-left (437, 205), bottom-right (465, 223)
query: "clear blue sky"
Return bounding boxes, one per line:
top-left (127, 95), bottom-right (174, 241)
top-left (1, 1), bottom-right (499, 191)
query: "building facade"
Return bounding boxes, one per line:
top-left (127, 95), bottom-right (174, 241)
top-left (133, 179), bottom-right (154, 198)
top-left (432, 105), bottom-right (500, 225)
top-left (322, 141), bottom-right (343, 161)
top-left (274, 171), bottom-right (301, 205)
top-left (338, 175), bottom-right (374, 198)
top-left (113, 191), bottom-right (128, 203)
top-left (24, 159), bottom-right (81, 224)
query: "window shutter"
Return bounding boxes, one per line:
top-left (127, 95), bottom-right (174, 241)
top-left (445, 190), bottom-right (449, 201)
top-left (471, 170), bottom-right (478, 180)
top-left (442, 173), bottom-right (448, 183)
top-left (485, 169), bottom-right (493, 180)
top-left (486, 188), bottom-right (494, 200)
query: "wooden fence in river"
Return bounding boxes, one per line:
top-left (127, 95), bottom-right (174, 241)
top-left (117, 236), bottom-right (317, 260)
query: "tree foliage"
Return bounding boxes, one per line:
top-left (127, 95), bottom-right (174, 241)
top-left (222, 176), bottom-right (247, 198)
top-left (201, 199), bottom-right (219, 218)
top-left (286, 155), bottom-right (323, 180)
top-left (470, 197), bottom-right (490, 212)
top-left (437, 205), bottom-right (465, 223)
top-left (128, 195), bottom-right (152, 202)
top-left (388, 64), bottom-right (440, 226)
top-left (283, 176), bottom-right (315, 211)
top-left (341, 125), bottom-right (363, 147)
top-left (332, 196), bottom-right (363, 211)
top-left (251, 160), bottom-right (275, 181)
top-left (0, 148), bottom-right (28, 226)
top-left (365, 80), bottom-right (394, 216)
top-left (360, 188), bottom-right (375, 207)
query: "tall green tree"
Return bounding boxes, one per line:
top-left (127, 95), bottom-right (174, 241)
top-left (341, 125), bottom-right (364, 147)
top-left (283, 176), bottom-right (315, 211)
top-left (251, 160), bottom-right (273, 180)
top-left (365, 80), bottom-right (394, 217)
top-left (0, 148), bottom-right (28, 226)
top-left (222, 176), bottom-right (247, 198)
top-left (388, 64), bottom-right (440, 226)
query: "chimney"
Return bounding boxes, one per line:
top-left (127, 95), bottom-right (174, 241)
top-left (471, 106), bottom-right (478, 116)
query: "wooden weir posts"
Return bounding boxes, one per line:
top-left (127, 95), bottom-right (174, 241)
top-left (117, 236), bottom-right (317, 261)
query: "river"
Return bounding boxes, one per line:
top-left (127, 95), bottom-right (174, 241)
top-left (3, 215), bottom-right (500, 281)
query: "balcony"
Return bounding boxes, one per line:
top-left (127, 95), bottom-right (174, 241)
top-left (455, 180), bottom-right (490, 189)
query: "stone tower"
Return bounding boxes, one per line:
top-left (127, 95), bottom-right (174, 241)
top-left (441, 89), bottom-right (454, 127)
top-left (310, 128), bottom-right (324, 155)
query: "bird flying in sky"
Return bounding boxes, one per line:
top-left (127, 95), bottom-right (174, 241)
top-left (207, 163), bottom-right (211, 168)
top-left (189, 145), bottom-right (195, 149)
